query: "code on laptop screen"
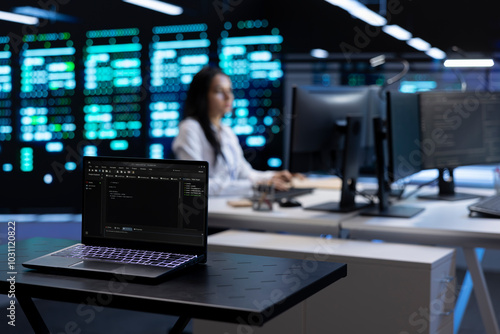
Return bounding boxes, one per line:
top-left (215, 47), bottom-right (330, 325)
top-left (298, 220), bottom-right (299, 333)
top-left (83, 158), bottom-right (207, 247)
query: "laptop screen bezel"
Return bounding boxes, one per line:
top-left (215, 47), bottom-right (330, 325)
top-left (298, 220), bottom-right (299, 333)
top-left (81, 156), bottom-right (209, 256)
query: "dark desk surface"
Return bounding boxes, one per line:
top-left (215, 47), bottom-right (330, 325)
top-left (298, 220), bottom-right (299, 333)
top-left (1, 237), bottom-right (347, 326)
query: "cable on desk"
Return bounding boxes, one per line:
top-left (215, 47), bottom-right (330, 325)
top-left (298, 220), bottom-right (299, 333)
top-left (398, 177), bottom-right (439, 200)
top-left (354, 189), bottom-right (377, 204)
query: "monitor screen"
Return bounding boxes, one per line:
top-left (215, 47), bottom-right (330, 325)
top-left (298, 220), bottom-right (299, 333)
top-left (419, 91), bottom-right (500, 169)
top-left (386, 91), bottom-right (422, 182)
top-left (288, 85), bottom-right (383, 174)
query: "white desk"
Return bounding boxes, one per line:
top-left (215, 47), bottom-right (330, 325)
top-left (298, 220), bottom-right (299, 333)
top-left (342, 186), bottom-right (500, 334)
top-left (208, 189), bottom-right (369, 236)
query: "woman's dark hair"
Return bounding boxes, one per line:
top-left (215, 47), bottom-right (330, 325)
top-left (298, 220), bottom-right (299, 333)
top-left (183, 66), bottom-right (227, 164)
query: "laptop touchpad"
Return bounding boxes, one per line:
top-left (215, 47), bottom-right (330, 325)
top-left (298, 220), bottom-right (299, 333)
top-left (70, 261), bottom-right (123, 272)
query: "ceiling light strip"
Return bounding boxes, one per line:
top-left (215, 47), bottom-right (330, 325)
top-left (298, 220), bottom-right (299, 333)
top-left (122, 0), bottom-right (183, 16)
top-left (324, 0), bottom-right (448, 60)
top-left (444, 59), bottom-right (495, 68)
top-left (0, 10), bottom-right (39, 25)
top-left (325, 0), bottom-right (386, 26)
top-left (382, 25), bottom-right (412, 41)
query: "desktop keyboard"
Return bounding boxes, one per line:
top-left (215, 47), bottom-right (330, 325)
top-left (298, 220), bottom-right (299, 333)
top-left (52, 244), bottom-right (197, 268)
top-left (468, 195), bottom-right (500, 218)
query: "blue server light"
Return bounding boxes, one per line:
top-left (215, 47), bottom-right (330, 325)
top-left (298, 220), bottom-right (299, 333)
top-left (149, 143), bottom-right (164, 159)
top-left (246, 135), bottom-right (266, 147)
top-left (83, 145), bottom-right (98, 156)
top-left (110, 140), bottom-right (129, 151)
top-left (20, 147), bottom-right (33, 172)
top-left (2, 163), bottom-right (13, 172)
top-left (65, 162), bottom-right (77, 171)
top-left (43, 173), bottom-right (53, 184)
top-left (45, 142), bottom-right (64, 152)
top-left (267, 157), bottom-right (282, 168)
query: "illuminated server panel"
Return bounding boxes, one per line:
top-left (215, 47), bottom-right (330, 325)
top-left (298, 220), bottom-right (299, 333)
top-left (148, 24), bottom-right (210, 159)
top-left (218, 20), bottom-right (284, 169)
top-left (0, 35), bottom-right (13, 173)
top-left (18, 32), bottom-right (77, 182)
top-left (83, 28), bottom-right (143, 156)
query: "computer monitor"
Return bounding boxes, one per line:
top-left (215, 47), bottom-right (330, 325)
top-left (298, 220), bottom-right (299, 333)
top-left (289, 85), bottom-right (381, 212)
top-left (361, 92), bottom-right (424, 218)
top-left (288, 85), bottom-right (382, 174)
top-left (387, 91), bottom-right (422, 183)
top-left (418, 91), bottom-right (500, 200)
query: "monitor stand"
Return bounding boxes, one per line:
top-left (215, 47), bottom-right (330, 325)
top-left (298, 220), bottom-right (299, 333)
top-left (361, 180), bottom-right (424, 218)
top-left (305, 116), bottom-right (371, 213)
top-left (418, 168), bottom-right (479, 201)
top-left (360, 117), bottom-right (424, 218)
top-left (305, 176), bottom-right (372, 213)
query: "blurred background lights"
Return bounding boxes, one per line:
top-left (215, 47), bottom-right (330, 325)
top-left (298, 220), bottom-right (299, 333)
top-left (43, 173), bottom-right (53, 184)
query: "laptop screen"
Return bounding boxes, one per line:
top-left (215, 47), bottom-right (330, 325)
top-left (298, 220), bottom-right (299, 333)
top-left (82, 156), bottom-right (208, 253)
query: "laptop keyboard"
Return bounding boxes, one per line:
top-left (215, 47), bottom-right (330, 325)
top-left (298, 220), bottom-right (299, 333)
top-left (51, 244), bottom-right (197, 268)
top-left (469, 195), bottom-right (500, 217)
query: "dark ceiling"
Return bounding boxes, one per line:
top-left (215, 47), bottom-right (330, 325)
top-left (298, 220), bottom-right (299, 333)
top-left (0, 0), bottom-right (498, 58)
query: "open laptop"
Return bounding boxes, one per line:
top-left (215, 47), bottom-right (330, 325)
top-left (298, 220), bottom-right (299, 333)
top-left (23, 156), bottom-right (209, 282)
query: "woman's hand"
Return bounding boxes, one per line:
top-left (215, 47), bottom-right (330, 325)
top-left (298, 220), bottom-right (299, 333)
top-left (270, 170), bottom-right (305, 191)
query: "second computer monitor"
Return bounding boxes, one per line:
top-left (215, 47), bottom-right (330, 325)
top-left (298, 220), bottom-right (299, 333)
top-left (418, 91), bottom-right (500, 200)
top-left (419, 91), bottom-right (500, 169)
top-left (360, 92), bottom-right (424, 218)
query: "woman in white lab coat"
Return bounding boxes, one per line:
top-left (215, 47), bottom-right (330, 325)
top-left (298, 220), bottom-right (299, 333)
top-left (172, 66), bottom-right (294, 196)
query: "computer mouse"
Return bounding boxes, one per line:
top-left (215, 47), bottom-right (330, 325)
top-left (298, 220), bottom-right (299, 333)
top-left (278, 198), bottom-right (302, 208)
